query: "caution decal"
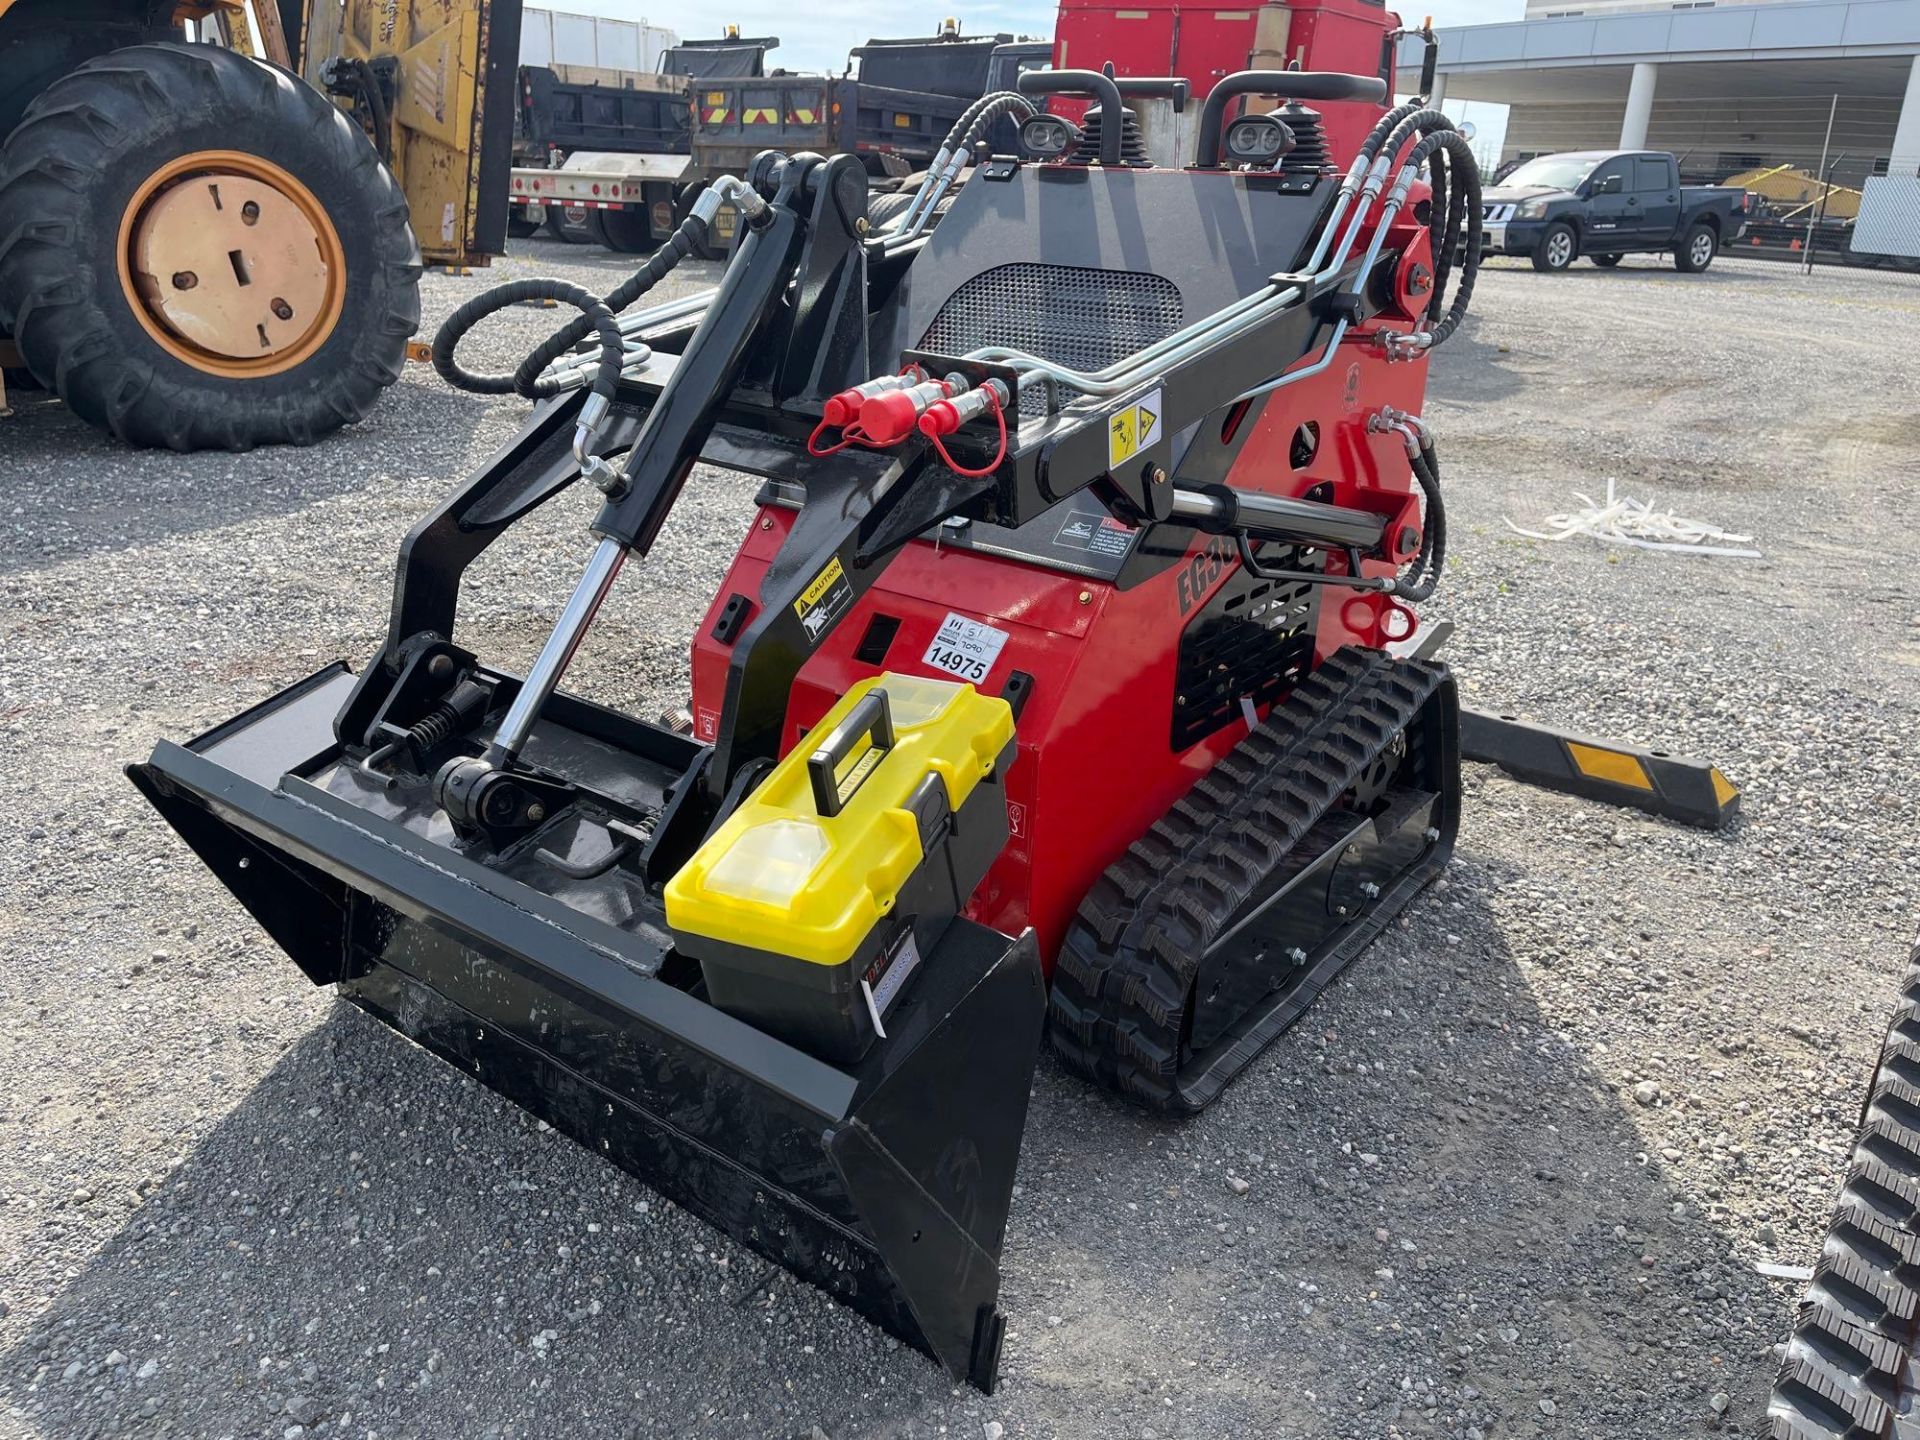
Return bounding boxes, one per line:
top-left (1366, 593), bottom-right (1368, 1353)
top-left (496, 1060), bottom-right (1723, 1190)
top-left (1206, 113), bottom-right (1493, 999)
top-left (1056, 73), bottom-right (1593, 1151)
top-left (794, 555), bottom-right (852, 644)
top-left (1107, 386), bottom-right (1163, 468)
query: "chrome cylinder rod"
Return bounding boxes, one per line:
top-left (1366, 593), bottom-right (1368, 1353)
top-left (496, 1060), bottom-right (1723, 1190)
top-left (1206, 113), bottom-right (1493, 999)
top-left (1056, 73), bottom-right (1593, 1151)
top-left (483, 535), bottom-right (628, 767)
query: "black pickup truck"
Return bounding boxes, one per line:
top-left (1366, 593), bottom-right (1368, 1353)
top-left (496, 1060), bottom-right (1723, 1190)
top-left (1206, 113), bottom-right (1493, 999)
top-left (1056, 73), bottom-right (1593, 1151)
top-left (1480, 150), bottom-right (1749, 273)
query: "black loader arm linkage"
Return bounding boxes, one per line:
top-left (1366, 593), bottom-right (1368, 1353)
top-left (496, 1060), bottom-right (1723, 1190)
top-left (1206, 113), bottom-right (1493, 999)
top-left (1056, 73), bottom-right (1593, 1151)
top-left (337, 146), bottom-right (1395, 837)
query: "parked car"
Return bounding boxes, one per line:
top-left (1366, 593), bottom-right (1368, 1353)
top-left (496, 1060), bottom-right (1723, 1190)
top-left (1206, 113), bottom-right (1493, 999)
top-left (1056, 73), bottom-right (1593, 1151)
top-left (1479, 150), bottom-right (1749, 273)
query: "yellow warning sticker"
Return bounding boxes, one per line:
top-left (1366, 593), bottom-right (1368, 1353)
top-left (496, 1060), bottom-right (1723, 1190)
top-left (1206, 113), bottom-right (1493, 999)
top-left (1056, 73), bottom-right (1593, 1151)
top-left (794, 555), bottom-right (852, 643)
top-left (1107, 387), bottom-right (1164, 468)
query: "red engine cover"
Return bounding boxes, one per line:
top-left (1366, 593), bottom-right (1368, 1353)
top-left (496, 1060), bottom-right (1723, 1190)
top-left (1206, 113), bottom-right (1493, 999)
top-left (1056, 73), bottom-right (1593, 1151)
top-left (689, 261), bottom-right (1436, 974)
top-left (1050, 0), bottom-right (1402, 163)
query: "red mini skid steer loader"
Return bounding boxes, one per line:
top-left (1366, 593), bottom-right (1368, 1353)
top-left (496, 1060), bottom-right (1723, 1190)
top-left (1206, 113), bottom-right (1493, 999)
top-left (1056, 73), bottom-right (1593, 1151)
top-left (129, 28), bottom-right (1738, 1390)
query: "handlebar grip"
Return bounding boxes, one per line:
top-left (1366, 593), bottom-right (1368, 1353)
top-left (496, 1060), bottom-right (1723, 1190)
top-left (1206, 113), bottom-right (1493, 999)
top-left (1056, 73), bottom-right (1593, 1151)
top-left (1195, 70), bottom-right (1391, 168)
top-left (808, 689), bottom-right (897, 818)
top-left (1109, 76), bottom-right (1192, 111)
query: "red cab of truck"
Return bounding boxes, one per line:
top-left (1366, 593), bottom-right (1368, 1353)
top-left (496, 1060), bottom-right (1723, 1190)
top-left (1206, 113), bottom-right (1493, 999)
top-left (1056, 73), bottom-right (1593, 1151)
top-left (1051, 0), bottom-right (1402, 161)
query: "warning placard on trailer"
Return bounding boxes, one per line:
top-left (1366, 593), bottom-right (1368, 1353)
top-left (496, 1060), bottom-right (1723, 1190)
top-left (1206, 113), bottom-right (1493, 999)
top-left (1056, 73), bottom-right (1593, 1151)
top-left (1107, 387), bottom-right (1163, 469)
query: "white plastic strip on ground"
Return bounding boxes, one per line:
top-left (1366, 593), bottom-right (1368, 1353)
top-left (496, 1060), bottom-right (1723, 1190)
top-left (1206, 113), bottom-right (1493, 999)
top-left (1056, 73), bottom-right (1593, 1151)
top-left (1505, 479), bottom-right (1762, 559)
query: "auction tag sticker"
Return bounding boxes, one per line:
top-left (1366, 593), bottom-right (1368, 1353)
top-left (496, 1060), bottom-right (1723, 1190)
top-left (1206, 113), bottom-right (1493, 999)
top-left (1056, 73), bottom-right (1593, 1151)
top-left (866, 929), bottom-right (922, 1015)
top-left (921, 611), bottom-right (1009, 685)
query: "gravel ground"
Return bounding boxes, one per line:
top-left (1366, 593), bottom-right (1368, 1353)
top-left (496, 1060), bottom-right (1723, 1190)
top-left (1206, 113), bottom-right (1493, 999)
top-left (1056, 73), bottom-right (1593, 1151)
top-left (3, 239), bottom-right (1919, 1440)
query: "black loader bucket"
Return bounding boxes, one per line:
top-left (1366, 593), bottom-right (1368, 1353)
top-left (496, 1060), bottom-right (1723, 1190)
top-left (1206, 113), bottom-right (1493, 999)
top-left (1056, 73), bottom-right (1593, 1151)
top-left (128, 665), bottom-right (1045, 1391)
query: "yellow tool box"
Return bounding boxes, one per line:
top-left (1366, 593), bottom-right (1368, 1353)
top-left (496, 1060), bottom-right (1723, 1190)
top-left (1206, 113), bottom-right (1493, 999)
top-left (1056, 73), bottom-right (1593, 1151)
top-left (665, 674), bottom-right (1017, 1063)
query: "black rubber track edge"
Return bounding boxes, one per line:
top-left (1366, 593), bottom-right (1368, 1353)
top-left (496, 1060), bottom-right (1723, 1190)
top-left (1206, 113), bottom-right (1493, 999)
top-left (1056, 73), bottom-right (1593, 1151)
top-left (1767, 935), bottom-right (1920, 1439)
top-left (1048, 648), bottom-right (1458, 1115)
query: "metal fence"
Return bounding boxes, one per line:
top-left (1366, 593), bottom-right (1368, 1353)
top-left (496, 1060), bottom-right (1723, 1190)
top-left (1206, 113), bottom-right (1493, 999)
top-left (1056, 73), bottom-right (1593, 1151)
top-left (1703, 148), bottom-right (1920, 274)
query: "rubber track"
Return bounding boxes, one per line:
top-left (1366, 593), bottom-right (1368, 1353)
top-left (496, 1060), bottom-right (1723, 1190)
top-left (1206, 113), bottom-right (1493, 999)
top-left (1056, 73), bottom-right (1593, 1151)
top-left (1048, 648), bottom-right (1450, 1115)
top-left (1769, 937), bottom-right (1920, 1439)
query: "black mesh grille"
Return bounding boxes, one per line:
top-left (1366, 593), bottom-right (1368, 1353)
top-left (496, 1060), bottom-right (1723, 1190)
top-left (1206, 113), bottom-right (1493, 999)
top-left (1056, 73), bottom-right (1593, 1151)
top-left (917, 263), bottom-right (1183, 416)
top-left (1172, 544), bottom-right (1322, 750)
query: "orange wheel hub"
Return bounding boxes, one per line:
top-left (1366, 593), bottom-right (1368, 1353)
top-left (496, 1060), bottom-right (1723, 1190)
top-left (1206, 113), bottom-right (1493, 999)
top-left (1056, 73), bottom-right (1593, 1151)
top-left (117, 150), bottom-right (346, 378)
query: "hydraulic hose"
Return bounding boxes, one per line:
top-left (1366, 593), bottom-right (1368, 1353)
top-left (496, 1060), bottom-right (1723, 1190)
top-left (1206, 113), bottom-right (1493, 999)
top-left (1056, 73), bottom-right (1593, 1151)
top-left (1377, 108), bottom-right (1453, 172)
top-left (894, 90), bottom-right (1036, 237)
top-left (1357, 102), bottom-right (1425, 168)
top-left (1427, 140), bottom-right (1467, 331)
top-left (1401, 128), bottom-right (1483, 349)
top-left (432, 278), bottom-right (624, 404)
top-left (1393, 441), bottom-right (1446, 602)
top-left (509, 212), bottom-right (708, 396)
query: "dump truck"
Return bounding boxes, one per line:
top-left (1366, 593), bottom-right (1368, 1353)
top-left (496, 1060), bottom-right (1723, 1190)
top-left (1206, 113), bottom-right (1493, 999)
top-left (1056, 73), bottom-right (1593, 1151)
top-left (514, 26), bottom-right (1051, 256)
top-left (688, 28), bottom-right (1052, 183)
top-left (0, 0), bottom-right (521, 449)
top-left (508, 32), bottom-right (778, 249)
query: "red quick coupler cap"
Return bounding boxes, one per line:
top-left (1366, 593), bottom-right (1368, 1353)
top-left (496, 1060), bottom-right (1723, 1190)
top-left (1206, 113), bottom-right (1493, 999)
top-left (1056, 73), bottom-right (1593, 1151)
top-left (857, 384), bottom-right (946, 446)
top-left (918, 401), bottom-right (964, 438)
top-left (822, 389), bottom-right (865, 427)
top-left (823, 374), bottom-right (916, 428)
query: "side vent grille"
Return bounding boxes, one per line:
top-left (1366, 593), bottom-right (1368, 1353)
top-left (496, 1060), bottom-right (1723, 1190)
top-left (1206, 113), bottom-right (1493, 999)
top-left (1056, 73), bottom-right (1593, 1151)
top-left (1171, 544), bottom-right (1322, 750)
top-left (917, 263), bottom-right (1183, 417)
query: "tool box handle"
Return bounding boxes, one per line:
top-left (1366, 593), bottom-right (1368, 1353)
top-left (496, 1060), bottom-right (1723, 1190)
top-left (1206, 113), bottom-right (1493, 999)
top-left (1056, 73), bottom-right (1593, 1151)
top-left (808, 690), bottom-right (897, 818)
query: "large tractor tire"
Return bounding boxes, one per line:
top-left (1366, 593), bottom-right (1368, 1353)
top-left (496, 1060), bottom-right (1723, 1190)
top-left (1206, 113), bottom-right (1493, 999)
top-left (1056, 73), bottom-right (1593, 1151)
top-left (0, 43), bottom-right (419, 450)
top-left (866, 190), bottom-right (918, 234)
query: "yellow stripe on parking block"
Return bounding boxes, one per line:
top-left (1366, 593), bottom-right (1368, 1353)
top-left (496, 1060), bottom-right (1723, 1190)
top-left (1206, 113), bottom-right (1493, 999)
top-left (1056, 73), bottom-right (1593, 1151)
top-left (1565, 742), bottom-right (1653, 792)
top-left (1710, 768), bottom-right (1739, 808)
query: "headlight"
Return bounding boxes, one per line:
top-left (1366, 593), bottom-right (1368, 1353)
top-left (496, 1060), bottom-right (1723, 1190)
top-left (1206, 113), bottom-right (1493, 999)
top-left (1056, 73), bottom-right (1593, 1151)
top-left (1516, 199), bottom-right (1551, 220)
top-left (1223, 115), bottom-right (1290, 165)
top-left (1019, 114), bottom-right (1081, 160)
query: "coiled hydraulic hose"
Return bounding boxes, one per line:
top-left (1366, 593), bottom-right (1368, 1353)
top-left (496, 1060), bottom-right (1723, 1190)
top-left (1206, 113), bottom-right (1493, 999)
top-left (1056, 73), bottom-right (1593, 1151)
top-left (515, 213), bottom-right (708, 393)
top-left (431, 277), bottom-right (625, 404)
top-left (431, 211), bottom-right (708, 404)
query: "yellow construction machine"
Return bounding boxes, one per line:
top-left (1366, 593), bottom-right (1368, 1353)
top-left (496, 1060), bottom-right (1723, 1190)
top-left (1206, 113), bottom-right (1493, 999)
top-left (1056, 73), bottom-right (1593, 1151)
top-left (0, 0), bottom-right (520, 448)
